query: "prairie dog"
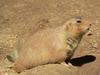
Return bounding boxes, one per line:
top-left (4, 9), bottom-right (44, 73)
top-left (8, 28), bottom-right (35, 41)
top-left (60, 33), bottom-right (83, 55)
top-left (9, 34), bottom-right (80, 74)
top-left (13, 17), bottom-right (91, 73)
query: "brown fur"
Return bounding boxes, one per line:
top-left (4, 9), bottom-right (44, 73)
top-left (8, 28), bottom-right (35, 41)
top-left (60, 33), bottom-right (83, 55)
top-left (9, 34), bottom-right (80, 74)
top-left (13, 17), bottom-right (91, 73)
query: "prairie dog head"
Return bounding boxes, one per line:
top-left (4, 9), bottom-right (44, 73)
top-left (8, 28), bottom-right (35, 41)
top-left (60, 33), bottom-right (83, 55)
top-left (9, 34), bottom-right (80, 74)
top-left (63, 17), bottom-right (92, 37)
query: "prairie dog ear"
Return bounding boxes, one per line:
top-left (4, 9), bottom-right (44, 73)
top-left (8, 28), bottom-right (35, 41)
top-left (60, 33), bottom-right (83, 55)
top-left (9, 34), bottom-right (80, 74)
top-left (63, 19), bottom-right (73, 30)
top-left (63, 23), bottom-right (70, 31)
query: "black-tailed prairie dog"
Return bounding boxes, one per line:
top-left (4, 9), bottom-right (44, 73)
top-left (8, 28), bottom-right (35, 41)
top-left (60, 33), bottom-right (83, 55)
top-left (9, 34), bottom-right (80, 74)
top-left (13, 17), bottom-right (92, 73)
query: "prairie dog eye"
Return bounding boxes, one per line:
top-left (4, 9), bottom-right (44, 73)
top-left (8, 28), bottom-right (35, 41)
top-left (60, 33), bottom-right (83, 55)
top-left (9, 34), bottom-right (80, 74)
top-left (74, 16), bottom-right (82, 23)
top-left (77, 20), bottom-right (82, 23)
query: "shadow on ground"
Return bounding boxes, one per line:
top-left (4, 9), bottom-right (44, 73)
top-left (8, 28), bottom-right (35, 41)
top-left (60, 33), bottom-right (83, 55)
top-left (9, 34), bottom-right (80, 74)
top-left (69, 55), bottom-right (96, 66)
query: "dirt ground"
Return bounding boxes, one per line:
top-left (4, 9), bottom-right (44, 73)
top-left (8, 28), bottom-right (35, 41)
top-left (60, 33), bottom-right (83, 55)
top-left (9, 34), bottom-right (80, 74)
top-left (0, 0), bottom-right (100, 75)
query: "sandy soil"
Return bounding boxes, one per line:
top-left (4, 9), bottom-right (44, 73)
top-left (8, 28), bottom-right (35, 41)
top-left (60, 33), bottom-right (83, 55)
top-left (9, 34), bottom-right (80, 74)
top-left (0, 0), bottom-right (100, 75)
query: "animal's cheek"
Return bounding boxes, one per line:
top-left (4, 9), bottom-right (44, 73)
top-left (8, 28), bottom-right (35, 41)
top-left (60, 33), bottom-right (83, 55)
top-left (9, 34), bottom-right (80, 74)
top-left (79, 24), bottom-right (89, 31)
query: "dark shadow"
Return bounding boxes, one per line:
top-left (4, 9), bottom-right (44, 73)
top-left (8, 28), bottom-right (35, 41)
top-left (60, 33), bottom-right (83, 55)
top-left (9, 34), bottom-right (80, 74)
top-left (69, 55), bottom-right (96, 66)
